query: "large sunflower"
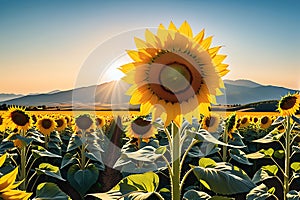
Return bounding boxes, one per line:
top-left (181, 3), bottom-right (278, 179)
top-left (278, 93), bottom-right (300, 116)
top-left (3, 106), bottom-right (33, 132)
top-left (120, 21), bottom-right (229, 126)
top-left (126, 117), bottom-right (157, 143)
top-left (0, 153), bottom-right (32, 200)
top-left (36, 115), bottom-right (57, 136)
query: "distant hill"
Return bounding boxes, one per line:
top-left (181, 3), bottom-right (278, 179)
top-left (0, 79), bottom-right (298, 109)
top-left (223, 79), bottom-right (262, 88)
top-left (0, 94), bottom-right (24, 102)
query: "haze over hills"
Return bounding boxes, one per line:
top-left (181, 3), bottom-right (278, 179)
top-left (0, 79), bottom-right (298, 109)
top-left (0, 94), bottom-right (24, 102)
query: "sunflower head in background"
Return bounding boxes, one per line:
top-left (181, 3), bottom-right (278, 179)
top-left (0, 115), bottom-right (6, 132)
top-left (278, 93), bottom-right (300, 116)
top-left (36, 115), bottom-right (57, 136)
top-left (120, 21), bottom-right (229, 127)
top-left (238, 115), bottom-right (251, 128)
top-left (54, 115), bottom-right (67, 132)
top-left (259, 116), bottom-right (272, 129)
top-left (95, 116), bottom-right (106, 129)
top-left (225, 112), bottom-right (237, 139)
top-left (3, 106), bottom-right (33, 132)
top-left (201, 113), bottom-right (221, 133)
top-left (126, 117), bottom-right (157, 144)
top-left (75, 114), bottom-right (95, 133)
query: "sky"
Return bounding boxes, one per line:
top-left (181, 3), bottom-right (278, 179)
top-left (0, 0), bottom-right (299, 94)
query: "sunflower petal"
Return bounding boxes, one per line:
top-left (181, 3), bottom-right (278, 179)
top-left (168, 21), bottom-right (178, 31)
top-left (194, 29), bottom-right (205, 44)
top-left (179, 21), bottom-right (193, 37)
top-left (0, 153), bottom-right (6, 167)
top-left (201, 36), bottom-right (213, 50)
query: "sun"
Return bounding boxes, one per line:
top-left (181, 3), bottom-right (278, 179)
top-left (100, 54), bottom-right (131, 83)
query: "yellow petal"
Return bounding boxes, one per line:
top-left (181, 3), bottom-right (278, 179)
top-left (212, 55), bottom-right (227, 66)
top-left (168, 21), bottom-right (178, 31)
top-left (134, 37), bottom-right (151, 49)
top-left (179, 21), bottom-right (193, 37)
top-left (119, 63), bottom-right (135, 73)
top-left (201, 36), bottom-right (213, 50)
top-left (194, 29), bottom-right (205, 44)
top-left (208, 46), bottom-right (222, 57)
top-left (145, 29), bottom-right (160, 47)
top-left (0, 167), bottom-right (18, 192)
top-left (0, 153), bottom-right (6, 167)
top-left (140, 102), bottom-right (152, 115)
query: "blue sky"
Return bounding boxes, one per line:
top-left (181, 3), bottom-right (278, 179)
top-left (0, 0), bottom-right (299, 94)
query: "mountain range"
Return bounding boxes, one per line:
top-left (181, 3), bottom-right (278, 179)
top-left (0, 79), bottom-right (298, 109)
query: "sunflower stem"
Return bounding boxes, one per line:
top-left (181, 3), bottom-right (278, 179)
top-left (222, 130), bottom-right (228, 162)
top-left (80, 130), bottom-right (86, 170)
top-left (283, 116), bottom-right (291, 200)
top-left (171, 122), bottom-right (181, 200)
top-left (20, 136), bottom-right (27, 190)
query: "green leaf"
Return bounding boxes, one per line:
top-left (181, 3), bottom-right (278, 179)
top-left (34, 182), bottom-right (70, 200)
top-left (261, 165), bottom-right (278, 176)
top-left (274, 150), bottom-right (285, 159)
top-left (292, 146), bottom-right (300, 154)
top-left (246, 184), bottom-right (273, 200)
top-left (209, 196), bottom-right (234, 200)
top-left (246, 151), bottom-right (265, 159)
top-left (253, 132), bottom-right (284, 143)
top-left (87, 191), bottom-right (122, 200)
top-left (192, 162), bottom-right (255, 195)
top-left (15, 134), bottom-right (34, 145)
top-left (125, 146), bottom-right (162, 162)
top-left (0, 141), bottom-right (14, 154)
top-left (187, 129), bottom-right (245, 148)
top-left (67, 164), bottom-right (99, 196)
top-left (271, 116), bottom-right (285, 125)
top-left (32, 146), bottom-right (61, 158)
top-left (127, 192), bottom-right (156, 200)
top-left (229, 149), bottom-right (253, 165)
top-left (291, 162), bottom-right (300, 172)
top-left (199, 158), bottom-right (217, 168)
top-left (112, 171), bottom-right (159, 194)
top-left (155, 146), bottom-right (167, 155)
top-left (252, 169), bottom-right (273, 184)
top-left (259, 148), bottom-right (274, 157)
top-left (66, 134), bottom-right (83, 152)
top-left (188, 144), bottom-right (220, 158)
top-left (183, 189), bottom-right (211, 200)
top-left (36, 163), bottom-right (65, 181)
top-left (61, 153), bottom-right (77, 169)
top-left (287, 190), bottom-right (300, 200)
top-left (292, 115), bottom-right (300, 124)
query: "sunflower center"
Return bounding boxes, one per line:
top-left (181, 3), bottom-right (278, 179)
top-left (42, 119), bottom-right (52, 129)
top-left (205, 117), bottom-right (216, 127)
top-left (11, 111), bottom-right (29, 126)
top-left (149, 52), bottom-right (203, 103)
top-left (0, 116), bottom-right (3, 125)
top-left (131, 118), bottom-right (152, 136)
top-left (159, 63), bottom-right (191, 93)
top-left (241, 118), bottom-right (248, 124)
top-left (55, 119), bottom-right (64, 128)
top-left (96, 118), bottom-right (103, 126)
top-left (76, 116), bottom-right (93, 130)
top-left (261, 116), bottom-right (269, 124)
top-left (280, 96), bottom-right (297, 110)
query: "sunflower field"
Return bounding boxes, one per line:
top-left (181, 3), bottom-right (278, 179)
top-left (0, 21), bottom-right (300, 200)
